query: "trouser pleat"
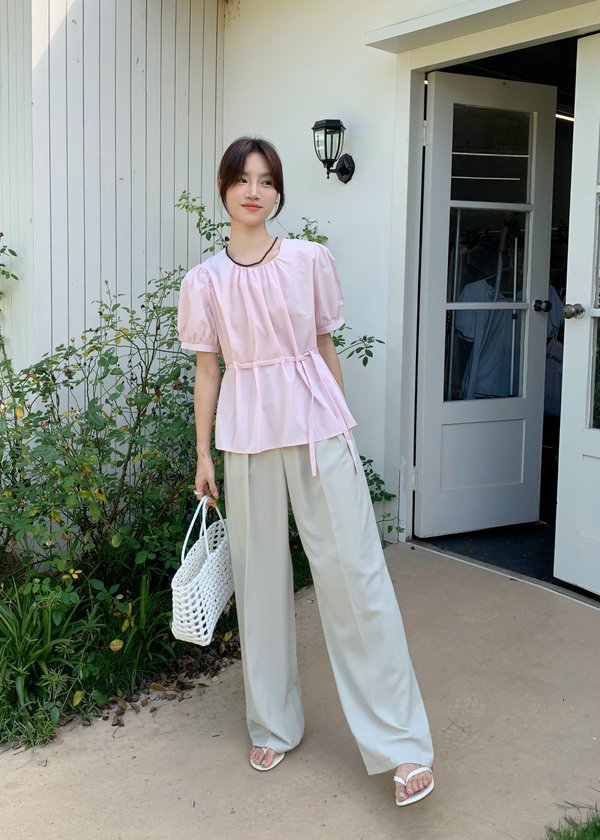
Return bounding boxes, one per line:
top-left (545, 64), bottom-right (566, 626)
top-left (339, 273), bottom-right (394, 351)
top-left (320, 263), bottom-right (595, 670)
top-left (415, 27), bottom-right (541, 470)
top-left (224, 435), bottom-right (434, 774)
top-left (224, 449), bottom-right (304, 753)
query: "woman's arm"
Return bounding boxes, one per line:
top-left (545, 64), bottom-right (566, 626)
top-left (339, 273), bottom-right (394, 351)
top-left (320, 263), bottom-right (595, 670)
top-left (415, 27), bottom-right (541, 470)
top-left (193, 351), bottom-right (222, 498)
top-left (317, 332), bottom-right (345, 396)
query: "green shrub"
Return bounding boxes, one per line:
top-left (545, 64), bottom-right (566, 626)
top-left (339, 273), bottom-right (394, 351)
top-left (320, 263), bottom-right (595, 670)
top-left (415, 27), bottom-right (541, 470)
top-left (0, 270), bottom-right (209, 588)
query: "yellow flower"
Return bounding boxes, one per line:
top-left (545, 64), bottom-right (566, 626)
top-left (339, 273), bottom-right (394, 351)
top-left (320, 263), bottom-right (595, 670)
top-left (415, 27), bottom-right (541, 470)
top-left (109, 639), bottom-right (124, 652)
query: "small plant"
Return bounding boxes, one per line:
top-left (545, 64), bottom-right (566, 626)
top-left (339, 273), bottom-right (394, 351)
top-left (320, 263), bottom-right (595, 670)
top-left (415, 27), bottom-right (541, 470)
top-left (0, 233), bottom-right (18, 286)
top-left (544, 804), bottom-right (600, 839)
top-left (333, 325), bottom-right (385, 367)
top-left (87, 574), bottom-right (175, 698)
top-left (0, 576), bottom-right (102, 745)
top-left (287, 217), bottom-right (328, 244)
top-left (176, 192), bottom-right (230, 253)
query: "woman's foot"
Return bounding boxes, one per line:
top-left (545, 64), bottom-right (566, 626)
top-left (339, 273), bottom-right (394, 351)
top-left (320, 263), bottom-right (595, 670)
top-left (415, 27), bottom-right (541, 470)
top-left (394, 764), bottom-right (434, 806)
top-left (249, 746), bottom-right (285, 771)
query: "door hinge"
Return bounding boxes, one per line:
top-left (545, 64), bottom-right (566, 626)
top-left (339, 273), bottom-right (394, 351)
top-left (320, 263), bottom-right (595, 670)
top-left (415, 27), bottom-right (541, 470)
top-left (422, 119), bottom-right (430, 147)
top-left (407, 466), bottom-right (420, 492)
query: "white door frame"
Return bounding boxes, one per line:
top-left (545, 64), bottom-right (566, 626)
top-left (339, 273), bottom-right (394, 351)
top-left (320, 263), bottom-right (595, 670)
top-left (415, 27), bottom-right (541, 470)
top-left (415, 71), bottom-right (555, 538)
top-left (553, 33), bottom-right (600, 593)
top-left (381, 7), bottom-right (600, 541)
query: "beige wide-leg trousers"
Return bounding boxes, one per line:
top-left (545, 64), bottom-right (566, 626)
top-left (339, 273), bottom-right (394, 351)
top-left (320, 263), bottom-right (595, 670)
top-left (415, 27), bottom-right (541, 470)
top-left (224, 433), bottom-right (434, 775)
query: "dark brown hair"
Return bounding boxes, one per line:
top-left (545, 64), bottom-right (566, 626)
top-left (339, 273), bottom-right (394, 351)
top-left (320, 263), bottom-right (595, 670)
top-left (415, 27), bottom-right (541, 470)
top-left (218, 137), bottom-right (285, 218)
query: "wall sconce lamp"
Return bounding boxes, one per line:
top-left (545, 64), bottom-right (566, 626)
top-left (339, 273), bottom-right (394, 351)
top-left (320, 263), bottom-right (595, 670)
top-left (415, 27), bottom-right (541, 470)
top-left (311, 119), bottom-right (355, 183)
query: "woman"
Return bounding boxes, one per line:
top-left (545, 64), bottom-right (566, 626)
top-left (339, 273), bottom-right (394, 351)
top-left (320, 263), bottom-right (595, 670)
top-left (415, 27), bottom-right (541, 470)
top-left (177, 137), bottom-right (434, 806)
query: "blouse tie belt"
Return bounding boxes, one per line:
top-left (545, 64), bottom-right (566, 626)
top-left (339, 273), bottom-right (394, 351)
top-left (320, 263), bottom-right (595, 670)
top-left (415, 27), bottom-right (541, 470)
top-left (226, 350), bottom-right (359, 477)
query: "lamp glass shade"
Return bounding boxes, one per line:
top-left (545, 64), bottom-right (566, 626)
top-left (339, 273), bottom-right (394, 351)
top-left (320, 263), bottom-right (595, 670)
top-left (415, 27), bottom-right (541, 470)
top-left (312, 119), bottom-right (345, 168)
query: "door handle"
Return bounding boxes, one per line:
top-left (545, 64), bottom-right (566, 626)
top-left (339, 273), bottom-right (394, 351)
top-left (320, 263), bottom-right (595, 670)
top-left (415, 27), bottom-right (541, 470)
top-left (533, 299), bottom-right (552, 312)
top-left (563, 303), bottom-right (585, 319)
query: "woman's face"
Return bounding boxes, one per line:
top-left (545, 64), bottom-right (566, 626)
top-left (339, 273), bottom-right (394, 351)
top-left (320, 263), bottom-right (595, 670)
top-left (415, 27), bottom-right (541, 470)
top-left (224, 151), bottom-right (278, 226)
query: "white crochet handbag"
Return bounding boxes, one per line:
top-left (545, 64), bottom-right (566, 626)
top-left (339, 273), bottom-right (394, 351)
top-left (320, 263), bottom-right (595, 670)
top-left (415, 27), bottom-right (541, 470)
top-left (171, 496), bottom-right (233, 646)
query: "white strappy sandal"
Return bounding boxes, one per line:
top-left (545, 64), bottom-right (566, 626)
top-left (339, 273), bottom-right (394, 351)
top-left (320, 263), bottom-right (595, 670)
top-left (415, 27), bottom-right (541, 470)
top-left (249, 747), bottom-right (285, 772)
top-left (394, 766), bottom-right (434, 806)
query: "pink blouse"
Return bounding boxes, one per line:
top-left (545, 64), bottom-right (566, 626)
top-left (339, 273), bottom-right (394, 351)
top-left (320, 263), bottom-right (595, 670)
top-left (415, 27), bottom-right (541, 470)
top-left (177, 238), bottom-right (357, 475)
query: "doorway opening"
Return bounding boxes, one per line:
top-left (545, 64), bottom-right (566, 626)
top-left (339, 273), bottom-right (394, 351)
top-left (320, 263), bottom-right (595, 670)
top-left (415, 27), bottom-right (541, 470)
top-left (415, 38), bottom-right (576, 585)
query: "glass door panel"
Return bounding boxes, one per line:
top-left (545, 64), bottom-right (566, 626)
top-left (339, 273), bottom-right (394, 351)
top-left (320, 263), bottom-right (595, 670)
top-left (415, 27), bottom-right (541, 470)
top-left (445, 307), bottom-right (524, 401)
top-left (451, 105), bottom-right (531, 202)
top-left (447, 208), bottom-right (527, 302)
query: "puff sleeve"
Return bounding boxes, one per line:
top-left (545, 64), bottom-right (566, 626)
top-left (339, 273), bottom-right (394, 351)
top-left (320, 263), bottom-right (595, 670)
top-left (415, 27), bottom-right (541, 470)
top-left (177, 265), bottom-right (221, 353)
top-left (313, 243), bottom-right (344, 335)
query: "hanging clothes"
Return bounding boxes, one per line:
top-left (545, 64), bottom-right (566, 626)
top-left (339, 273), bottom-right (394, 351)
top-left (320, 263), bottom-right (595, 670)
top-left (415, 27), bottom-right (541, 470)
top-left (454, 279), bottom-right (520, 399)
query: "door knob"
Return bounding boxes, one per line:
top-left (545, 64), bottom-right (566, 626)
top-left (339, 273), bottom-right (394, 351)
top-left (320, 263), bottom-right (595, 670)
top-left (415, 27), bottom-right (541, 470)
top-left (533, 299), bottom-right (552, 312)
top-left (563, 303), bottom-right (585, 319)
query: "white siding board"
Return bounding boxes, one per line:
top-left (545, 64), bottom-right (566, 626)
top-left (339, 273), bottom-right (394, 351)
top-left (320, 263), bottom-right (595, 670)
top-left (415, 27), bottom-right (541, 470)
top-left (160, 0), bottom-right (176, 274)
top-left (174, 0), bottom-right (191, 271)
top-left (31, 0), bottom-right (53, 357)
top-left (83, 0), bottom-right (102, 328)
top-left (187, 0), bottom-right (205, 266)
top-left (145, 0), bottom-right (162, 286)
top-left (0, 0), bottom-right (33, 368)
top-left (99, 0), bottom-right (117, 297)
top-left (201, 0), bottom-right (219, 240)
top-left (115, 0), bottom-right (132, 303)
top-left (130, 0), bottom-right (147, 301)
top-left (2, 0), bottom-right (221, 365)
top-left (48, 0), bottom-right (70, 350)
top-left (67, 0), bottom-right (85, 346)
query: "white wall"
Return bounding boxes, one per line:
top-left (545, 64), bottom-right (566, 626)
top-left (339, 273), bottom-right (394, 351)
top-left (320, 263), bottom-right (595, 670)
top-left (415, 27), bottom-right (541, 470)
top-left (221, 0), bottom-right (600, 536)
top-left (0, 0), bottom-right (33, 366)
top-left (222, 0), bottom-right (409, 474)
top-left (1, 0), bottom-right (221, 370)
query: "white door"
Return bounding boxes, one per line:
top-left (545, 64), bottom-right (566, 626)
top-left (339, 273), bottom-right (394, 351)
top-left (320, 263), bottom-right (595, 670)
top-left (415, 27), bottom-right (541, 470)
top-left (554, 34), bottom-right (600, 595)
top-left (415, 72), bottom-right (556, 537)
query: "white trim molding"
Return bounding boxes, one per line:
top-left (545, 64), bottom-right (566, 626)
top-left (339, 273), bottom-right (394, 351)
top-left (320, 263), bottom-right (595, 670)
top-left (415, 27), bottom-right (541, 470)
top-left (366, 0), bottom-right (600, 54)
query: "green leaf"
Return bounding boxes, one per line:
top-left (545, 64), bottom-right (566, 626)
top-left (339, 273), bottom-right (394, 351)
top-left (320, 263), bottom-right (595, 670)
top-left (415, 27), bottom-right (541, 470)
top-left (72, 690), bottom-right (84, 707)
top-left (91, 688), bottom-right (108, 705)
top-left (89, 579), bottom-right (105, 591)
top-left (111, 533), bottom-right (122, 548)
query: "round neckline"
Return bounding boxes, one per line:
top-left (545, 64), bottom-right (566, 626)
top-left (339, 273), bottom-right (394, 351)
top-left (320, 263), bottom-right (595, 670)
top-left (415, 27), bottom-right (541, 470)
top-left (222, 237), bottom-right (287, 270)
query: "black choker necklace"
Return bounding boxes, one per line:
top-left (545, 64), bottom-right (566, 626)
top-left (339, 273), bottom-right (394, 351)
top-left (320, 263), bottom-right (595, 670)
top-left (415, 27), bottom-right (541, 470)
top-left (225, 237), bottom-right (278, 267)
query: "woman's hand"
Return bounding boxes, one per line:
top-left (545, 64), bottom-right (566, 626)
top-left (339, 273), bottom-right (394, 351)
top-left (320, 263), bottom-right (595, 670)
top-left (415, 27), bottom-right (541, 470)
top-left (194, 451), bottom-right (219, 500)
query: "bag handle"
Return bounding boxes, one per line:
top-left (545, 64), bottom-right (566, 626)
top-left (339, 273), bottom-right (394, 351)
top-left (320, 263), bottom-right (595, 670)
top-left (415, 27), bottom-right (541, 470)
top-left (181, 496), bottom-right (225, 564)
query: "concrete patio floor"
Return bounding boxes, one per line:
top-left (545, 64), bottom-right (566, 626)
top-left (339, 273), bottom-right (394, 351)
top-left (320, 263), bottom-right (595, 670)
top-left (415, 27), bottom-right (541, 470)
top-left (2, 543), bottom-right (599, 840)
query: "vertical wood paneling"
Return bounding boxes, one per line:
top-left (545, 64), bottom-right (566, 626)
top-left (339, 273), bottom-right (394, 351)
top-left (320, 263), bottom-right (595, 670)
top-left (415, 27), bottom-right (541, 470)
top-left (0, 0), bottom-right (33, 370)
top-left (160, 0), bottom-right (176, 273)
top-left (31, 0), bottom-right (52, 357)
top-left (66, 0), bottom-right (85, 346)
top-left (201, 0), bottom-right (219, 222)
top-left (83, 0), bottom-right (102, 328)
top-left (130, 0), bottom-right (147, 299)
top-left (2, 0), bottom-right (221, 365)
top-left (48, 0), bottom-right (69, 349)
top-left (187, 0), bottom-right (205, 267)
top-left (174, 0), bottom-right (191, 271)
top-left (145, 0), bottom-right (162, 284)
top-left (115, 0), bottom-right (132, 302)
top-left (99, 0), bottom-right (117, 296)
